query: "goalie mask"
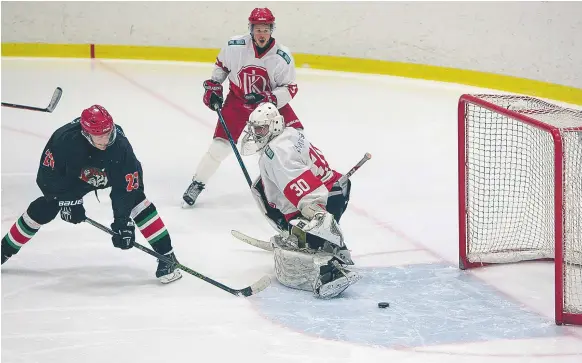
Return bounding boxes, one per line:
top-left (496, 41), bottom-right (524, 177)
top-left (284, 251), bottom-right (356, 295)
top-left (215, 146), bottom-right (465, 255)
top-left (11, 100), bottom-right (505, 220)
top-left (241, 102), bottom-right (285, 156)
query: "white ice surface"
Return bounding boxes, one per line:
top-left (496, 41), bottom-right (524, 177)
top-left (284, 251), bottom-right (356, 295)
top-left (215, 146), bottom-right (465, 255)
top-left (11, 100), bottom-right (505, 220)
top-left (1, 58), bottom-right (581, 363)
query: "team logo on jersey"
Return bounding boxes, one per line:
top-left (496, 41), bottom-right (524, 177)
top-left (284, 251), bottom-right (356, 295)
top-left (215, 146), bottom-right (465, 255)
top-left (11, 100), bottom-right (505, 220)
top-left (42, 149), bottom-right (55, 169)
top-left (265, 145), bottom-right (274, 159)
top-left (80, 167), bottom-right (109, 188)
top-left (238, 66), bottom-right (271, 94)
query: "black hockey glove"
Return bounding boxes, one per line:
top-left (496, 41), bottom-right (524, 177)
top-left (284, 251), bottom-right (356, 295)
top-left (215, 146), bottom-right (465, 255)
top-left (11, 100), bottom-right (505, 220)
top-left (111, 218), bottom-right (135, 250)
top-left (244, 91), bottom-right (277, 106)
top-left (58, 198), bottom-right (86, 224)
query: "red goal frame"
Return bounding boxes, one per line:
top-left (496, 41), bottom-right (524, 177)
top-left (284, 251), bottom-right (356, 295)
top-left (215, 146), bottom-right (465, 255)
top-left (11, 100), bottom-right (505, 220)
top-left (457, 94), bottom-right (582, 326)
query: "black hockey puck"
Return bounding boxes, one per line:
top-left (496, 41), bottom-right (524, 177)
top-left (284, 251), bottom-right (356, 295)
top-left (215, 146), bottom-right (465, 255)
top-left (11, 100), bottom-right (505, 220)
top-left (378, 302), bottom-right (390, 308)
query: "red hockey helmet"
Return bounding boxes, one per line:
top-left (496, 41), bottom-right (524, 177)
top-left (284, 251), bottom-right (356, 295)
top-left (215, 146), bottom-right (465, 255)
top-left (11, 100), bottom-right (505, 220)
top-left (248, 8), bottom-right (275, 25)
top-left (80, 105), bottom-right (117, 148)
top-left (81, 105), bottom-right (113, 135)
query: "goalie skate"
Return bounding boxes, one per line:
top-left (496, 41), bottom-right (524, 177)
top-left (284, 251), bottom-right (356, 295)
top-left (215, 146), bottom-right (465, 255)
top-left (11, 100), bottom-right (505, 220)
top-left (316, 270), bottom-right (361, 299)
top-left (314, 260), bottom-right (362, 299)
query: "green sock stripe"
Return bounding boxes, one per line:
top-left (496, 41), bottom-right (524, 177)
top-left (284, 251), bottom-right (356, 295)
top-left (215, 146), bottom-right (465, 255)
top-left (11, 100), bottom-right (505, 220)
top-left (136, 210), bottom-right (158, 228)
top-left (4, 235), bottom-right (22, 250)
top-left (149, 230), bottom-right (169, 245)
top-left (17, 217), bottom-right (37, 236)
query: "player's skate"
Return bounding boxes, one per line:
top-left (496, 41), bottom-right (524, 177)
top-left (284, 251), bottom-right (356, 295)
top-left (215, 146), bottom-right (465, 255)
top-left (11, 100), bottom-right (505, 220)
top-left (314, 258), bottom-right (362, 299)
top-left (182, 180), bottom-right (205, 207)
top-left (1, 240), bottom-right (18, 265)
top-left (156, 251), bottom-right (182, 284)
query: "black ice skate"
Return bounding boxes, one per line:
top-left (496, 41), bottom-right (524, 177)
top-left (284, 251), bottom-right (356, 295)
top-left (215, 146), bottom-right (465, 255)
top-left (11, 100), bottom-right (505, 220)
top-left (1, 239), bottom-right (18, 265)
top-left (182, 180), bottom-right (205, 207)
top-left (156, 251), bottom-right (182, 284)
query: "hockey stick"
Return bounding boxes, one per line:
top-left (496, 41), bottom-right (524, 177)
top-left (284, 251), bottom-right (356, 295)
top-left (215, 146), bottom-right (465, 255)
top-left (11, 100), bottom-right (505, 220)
top-left (338, 152), bottom-right (372, 185)
top-left (232, 230), bottom-right (274, 252)
top-left (84, 217), bottom-right (271, 297)
top-left (216, 108), bottom-right (253, 187)
top-left (232, 152), bottom-right (373, 251)
top-left (2, 87), bottom-right (63, 113)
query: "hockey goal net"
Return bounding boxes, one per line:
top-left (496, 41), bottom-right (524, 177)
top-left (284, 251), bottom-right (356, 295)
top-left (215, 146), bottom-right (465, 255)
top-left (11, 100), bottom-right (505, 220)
top-left (458, 94), bottom-right (582, 326)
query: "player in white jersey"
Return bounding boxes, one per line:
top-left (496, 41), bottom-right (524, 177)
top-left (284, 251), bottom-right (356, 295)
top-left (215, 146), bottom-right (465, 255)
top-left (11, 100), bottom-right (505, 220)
top-left (183, 8), bottom-right (304, 207)
top-left (241, 103), bottom-right (361, 299)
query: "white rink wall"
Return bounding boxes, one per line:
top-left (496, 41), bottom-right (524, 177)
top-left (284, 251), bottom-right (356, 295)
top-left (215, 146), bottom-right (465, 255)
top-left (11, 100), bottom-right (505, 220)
top-left (2, 1), bottom-right (581, 88)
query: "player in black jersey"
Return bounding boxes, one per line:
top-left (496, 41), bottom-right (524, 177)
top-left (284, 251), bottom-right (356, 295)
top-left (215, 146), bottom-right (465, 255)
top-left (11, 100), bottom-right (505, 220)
top-left (1, 105), bottom-right (182, 284)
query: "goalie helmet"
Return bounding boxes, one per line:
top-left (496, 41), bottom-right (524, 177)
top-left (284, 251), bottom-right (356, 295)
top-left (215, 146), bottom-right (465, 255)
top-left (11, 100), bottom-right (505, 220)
top-left (241, 102), bottom-right (285, 156)
top-left (80, 105), bottom-right (117, 148)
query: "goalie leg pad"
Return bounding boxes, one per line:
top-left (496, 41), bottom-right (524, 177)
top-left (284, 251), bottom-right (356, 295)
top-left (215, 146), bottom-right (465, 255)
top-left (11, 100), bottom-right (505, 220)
top-left (273, 245), bottom-right (320, 292)
top-left (273, 245), bottom-right (360, 298)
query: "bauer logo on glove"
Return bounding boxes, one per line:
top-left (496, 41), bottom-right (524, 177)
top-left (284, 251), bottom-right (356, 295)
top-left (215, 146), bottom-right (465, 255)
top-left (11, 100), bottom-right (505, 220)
top-left (58, 198), bottom-right (86, 224)
top-left (58, 199), bottom-right (83, 207)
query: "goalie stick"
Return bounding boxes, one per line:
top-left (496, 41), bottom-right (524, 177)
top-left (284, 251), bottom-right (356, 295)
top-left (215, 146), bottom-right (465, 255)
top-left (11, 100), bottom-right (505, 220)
top-left (338, 152), bottom-right (371, 185)
top-left (85, 217), bottom-right (271, 297)
top-left (232, 230), bottom-right (274, 252)
top-left (232, 152), bottom-right (372, 251)
top-left (1, 87), bottom-right (63, 113)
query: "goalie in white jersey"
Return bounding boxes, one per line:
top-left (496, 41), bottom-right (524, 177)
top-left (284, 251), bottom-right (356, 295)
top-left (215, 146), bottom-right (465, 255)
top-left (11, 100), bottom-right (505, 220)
top-left (242, 103), bottom-right (361, 299)
top-left (183, 7), bottom-right (304, 207)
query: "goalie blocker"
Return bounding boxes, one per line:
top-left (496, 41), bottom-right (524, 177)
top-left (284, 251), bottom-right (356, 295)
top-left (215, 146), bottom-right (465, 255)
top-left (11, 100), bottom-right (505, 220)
top-left (244, 102), bottom-right (361, 299)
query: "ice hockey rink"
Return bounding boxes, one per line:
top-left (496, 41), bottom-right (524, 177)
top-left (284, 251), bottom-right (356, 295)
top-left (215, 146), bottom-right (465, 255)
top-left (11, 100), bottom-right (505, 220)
top-left (2, 57), bottom-right (581, 363)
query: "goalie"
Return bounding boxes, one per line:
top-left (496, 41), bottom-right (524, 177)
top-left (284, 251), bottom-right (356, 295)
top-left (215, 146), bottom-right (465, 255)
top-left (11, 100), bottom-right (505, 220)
top-left (241, 102), bottom-right (361, 299)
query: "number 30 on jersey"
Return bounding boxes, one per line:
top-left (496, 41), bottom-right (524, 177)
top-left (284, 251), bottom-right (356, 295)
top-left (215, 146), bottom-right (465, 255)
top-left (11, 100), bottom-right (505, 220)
top-left (290, 178), bottom-right (311, 196)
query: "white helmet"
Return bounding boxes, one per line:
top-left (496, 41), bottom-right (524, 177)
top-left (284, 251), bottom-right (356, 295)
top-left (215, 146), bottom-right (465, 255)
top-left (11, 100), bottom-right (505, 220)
top-left (241, 102), bottom-right (285, 156)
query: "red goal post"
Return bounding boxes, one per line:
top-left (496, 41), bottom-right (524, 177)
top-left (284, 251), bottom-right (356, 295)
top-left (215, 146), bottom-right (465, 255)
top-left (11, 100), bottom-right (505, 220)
top-left (458, 94), bottom-right (582, 326)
